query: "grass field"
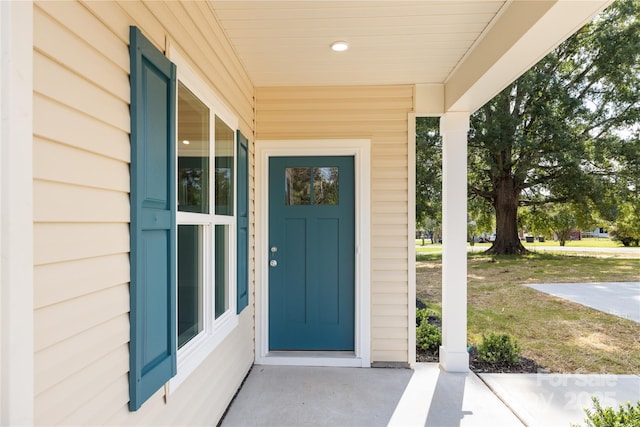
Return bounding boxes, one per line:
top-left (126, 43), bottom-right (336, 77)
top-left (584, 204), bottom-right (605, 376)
top-left (416, 252), bottom-right (640, 373)
top-left (524, 237), bottom-right (622, 248)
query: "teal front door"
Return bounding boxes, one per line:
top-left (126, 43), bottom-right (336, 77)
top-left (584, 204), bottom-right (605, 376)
top-left (269, 156), bottom-right (355, 350)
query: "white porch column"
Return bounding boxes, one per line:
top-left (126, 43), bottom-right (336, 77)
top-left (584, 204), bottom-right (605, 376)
top-left (1, 1), bottom-right (34, 425)
top-left (439, 112), bottom-right (469, 372)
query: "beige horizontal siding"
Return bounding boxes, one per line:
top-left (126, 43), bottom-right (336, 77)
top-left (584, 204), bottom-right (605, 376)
top-left (373, 304), bottom-right (408, 318)
top-left (34, 0), bottom-right (255, 425)
top-left (34, 94), bottom-right (130, 162)
top-left (34, 315), bottom-right (129, 395)
top-left (34, 284), bottom-right (130, 352)
top-left (79, 0), bottom-right (255, 131)
top-left (34, 138), bottom-right (129, 191)
top-left (373, 224), bottom-right (409, 236)
top-left (372, 249), bottom-right (408, 261)
top-left (35, 344), bottom-right (129, 424)
top-left (373, 338), bottom-right (409, 351)
top-left (372, 315), bottom-right (409, 328)
top-left (34, 223), bottom-right (130, 266)
top-left (375, 281), bottom-right (414, 293)
top-left (373, 213), bottom-right (409, 226)
top-left (34, 181), bottom-right (130, 223)
top-left (256, 85), bottom-right (412, 363)
top-left (371, 269), bottom-right (409, 283)
top-left (374, 350), bottom-right (409, 362)
top-left (103, 311), bottom-right (254, 427)
top-left (60, 374), bottom-right (129, 426)
top-left (34, 254), bottom-right (130, 309)
top-left (373, 191), bottom-right (408, 204)
top-left (34, 7), bottom-right (129, 102)
top-left (33, 3), bottom-right (134, 425)
top-left (37, 0), bottom-right (129, 71)
top-left (372, 200), bottom-right (406, 215)
top-left (373, 142), bottom-right (409, 155)
top-left (258, 98), bottom-right (414, 112)
top-left (373, 260), bottom-right (410, 274)
top-left (257, 85), bottom-right (412, 99)
top-left (372, 292), bottom-right (409, 306)
top-left (33, 52), bottom-right (129, 132)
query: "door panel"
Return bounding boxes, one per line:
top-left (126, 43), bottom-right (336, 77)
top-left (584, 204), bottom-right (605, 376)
top-left (269, 156), bottom-right (354, 351)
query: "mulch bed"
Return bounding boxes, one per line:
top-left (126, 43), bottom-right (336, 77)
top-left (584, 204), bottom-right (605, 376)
top-left (416, 347), bottom-right (542, 373)
top-left (416, 304), bottom-right (543, 373)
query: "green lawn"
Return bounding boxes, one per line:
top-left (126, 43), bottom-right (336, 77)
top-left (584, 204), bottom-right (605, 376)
top-left (415, 245), bottom-right (443, 253)
top-left (416, 252), bottom-right (640, 373)
top-left (523, 237), bottom-right (622, 248)
top-left (416, 237), bottom-right (624, 249)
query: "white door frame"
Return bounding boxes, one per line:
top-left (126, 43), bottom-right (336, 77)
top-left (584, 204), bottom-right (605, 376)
top-left (255, 139), bottom-right (371, 367)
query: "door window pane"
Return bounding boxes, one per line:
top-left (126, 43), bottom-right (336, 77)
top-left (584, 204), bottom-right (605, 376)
top-left (178, 83), bottom-right (210, 213)
top-left (177, 225), bottom-right (204, 348)
top-left (285, 166), bottom-right (339, 205)
top-left (215, 225), bottom-right (229, 318)
top-left (313, 167), bottom-right (339, 205)
top-left (215, 116), bottom-right (234, 215)
top-left (285, 167), bottom-right (311, 205)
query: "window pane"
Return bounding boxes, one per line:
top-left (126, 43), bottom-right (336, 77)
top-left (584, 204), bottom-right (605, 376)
top-left (215, 224), bottom-right (229, 318)
top-left (215, 116), bottom-right (234, 215)
top-left (313, 167), bottom-right (339, 205)
top-left (285, 167), bottom-right (311, 205)
top-left (178, 82), bottom-right (210, 213)
top-left (178, 225), bottom-right (203, 348)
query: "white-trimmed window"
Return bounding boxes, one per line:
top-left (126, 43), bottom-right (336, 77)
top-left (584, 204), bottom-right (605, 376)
top-left (171, 49), bottom-right (238, 388)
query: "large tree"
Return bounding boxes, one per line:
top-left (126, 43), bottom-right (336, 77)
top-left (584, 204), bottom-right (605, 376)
top-left (416, 117), bottom-right (442, 231)
top-left (416, 118), bottom-right (495, 243)
top-left (465, 0), bottom-right (640, 254)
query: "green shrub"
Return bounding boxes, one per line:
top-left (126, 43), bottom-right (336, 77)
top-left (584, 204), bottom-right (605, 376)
top-left (416, 306), bottom-right (439, 326)
top-left (417, 319), bottom-right (441, 353)
top-left (477, 333), bottom-right (521, 366)
top-left (416, 307), bottom-right (429, 326)
top-left (573, 397), bottom-right (640, 427)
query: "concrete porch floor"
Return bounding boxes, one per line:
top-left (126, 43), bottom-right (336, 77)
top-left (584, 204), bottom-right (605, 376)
top-left (219, 363), bottom-right (521, 426)
top-left (220, 363), bottom-right (640, 427)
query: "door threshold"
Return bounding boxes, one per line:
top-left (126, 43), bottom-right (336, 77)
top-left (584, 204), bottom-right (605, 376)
top-left (256, 351), bottom-right (368, 368)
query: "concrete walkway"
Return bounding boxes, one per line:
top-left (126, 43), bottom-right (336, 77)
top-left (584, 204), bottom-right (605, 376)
top-left (481, 373), bottom-right (640, 427)
top-left (219, 364), bottom-right (640, 426)
top-left (524, 282), bottom-right (640, 322)
top-left (387, 364), bottom-right (523, 426)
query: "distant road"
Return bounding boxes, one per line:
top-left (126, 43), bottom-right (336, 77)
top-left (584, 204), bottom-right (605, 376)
top-left (417, 244), bottom-right (640, 256)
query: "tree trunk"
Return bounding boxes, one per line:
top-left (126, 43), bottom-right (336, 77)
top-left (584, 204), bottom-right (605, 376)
top-left (486, 176), bottom-right (528, 255)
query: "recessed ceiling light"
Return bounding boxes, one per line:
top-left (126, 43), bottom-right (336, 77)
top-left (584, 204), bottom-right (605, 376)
top-left (330, 41), bottom-right (349, 52)
top-left (182, 140), bottom-right (190, 145)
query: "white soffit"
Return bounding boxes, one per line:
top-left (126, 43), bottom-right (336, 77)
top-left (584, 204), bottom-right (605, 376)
top-left (210, 1), bottom-right (506, 87)
top-left (211, 1), bottom-right (613, 113)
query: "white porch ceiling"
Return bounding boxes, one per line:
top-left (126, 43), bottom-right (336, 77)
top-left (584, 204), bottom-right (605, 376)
top-left (211, 1), bottom-right (506, 87)
top-left (210, 0), bottom-right (612, 112)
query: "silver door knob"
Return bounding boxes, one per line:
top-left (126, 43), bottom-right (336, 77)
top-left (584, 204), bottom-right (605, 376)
top-left (270, 260), bottom-right (278, 267)
top-left (270, 246), bottom-right (278, 253)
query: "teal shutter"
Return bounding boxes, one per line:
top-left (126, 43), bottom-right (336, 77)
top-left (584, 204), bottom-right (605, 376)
top-left (237, 131), bottom-right (249, 313)
top-left (129, 26), bottom-right (177, 411)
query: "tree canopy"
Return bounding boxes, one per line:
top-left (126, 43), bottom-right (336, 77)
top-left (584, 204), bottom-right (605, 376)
top-left (417, 0), bottom-right (640, 253)
top-left (415, 117), bottom-right (442, 229)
